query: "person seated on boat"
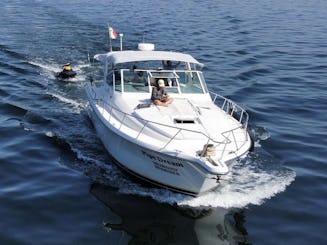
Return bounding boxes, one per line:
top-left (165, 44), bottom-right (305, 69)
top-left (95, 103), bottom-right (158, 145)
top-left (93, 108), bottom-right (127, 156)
top-left (151, 79), bottom-right (173, 106)
top-left (162, 61), bottom-right (180, 86)
top-left (162, 60), bottom-right (181, 70)
top-left (131, 67), bottom-right (146, 84)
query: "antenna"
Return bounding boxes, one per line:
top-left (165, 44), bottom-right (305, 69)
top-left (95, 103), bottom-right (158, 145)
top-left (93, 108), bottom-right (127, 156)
top-left (142, 32), bottom-right (145, 43)
top-left (87, 52), bottom-right (90, 64)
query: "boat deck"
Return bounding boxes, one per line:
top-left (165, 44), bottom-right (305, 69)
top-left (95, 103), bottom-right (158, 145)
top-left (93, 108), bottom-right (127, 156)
top-left (94, 94), bottom-right (250, 165)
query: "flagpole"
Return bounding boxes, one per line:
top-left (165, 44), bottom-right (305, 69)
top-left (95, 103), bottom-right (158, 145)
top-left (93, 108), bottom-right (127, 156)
top-left (119, 33), bottom-right (123, 51)
top-left (109, 38), bottom-right (112, 52)
top-left (107, 24), bottom-right (112, 52)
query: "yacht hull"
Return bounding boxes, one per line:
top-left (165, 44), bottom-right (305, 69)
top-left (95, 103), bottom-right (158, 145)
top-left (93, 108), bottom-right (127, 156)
top-left (88, 103), bottom-right (221, 196)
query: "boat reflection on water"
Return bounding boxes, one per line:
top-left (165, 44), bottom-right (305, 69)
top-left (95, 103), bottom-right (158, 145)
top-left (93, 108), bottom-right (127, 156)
top-left (90, 183), bottom-right (250, 245)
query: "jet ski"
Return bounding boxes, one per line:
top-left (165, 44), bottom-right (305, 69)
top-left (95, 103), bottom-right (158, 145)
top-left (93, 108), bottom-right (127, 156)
top-left (56, 63), bottom-right (77, 79)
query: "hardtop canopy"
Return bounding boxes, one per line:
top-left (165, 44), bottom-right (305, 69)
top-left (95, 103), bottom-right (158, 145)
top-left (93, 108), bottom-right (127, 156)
top-left (94, 50), bottom-right (203, 66)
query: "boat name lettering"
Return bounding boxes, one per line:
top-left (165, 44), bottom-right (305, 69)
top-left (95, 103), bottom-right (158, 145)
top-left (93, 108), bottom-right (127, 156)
top-left (153, 162), bottom-right (180, 176)
top-left (141, 150), bottom-right (184, 167)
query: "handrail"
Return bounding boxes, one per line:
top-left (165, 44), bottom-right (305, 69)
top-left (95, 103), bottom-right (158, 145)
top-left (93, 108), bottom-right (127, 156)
top-left (95, 98), bottom-right (226, 144)
top-left (209, 91), bottom-right (249, 130)
top-left (89, 87), bottom-right (250, 159)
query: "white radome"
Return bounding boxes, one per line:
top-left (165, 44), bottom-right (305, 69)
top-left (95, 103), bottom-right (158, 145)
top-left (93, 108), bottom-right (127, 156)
top-left (138, 43), bottom-right (155, 51)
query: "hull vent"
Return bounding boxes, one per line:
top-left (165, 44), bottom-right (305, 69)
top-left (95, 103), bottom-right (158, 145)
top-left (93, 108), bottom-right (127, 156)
top-left (174, 119), bottom-right (195, 124)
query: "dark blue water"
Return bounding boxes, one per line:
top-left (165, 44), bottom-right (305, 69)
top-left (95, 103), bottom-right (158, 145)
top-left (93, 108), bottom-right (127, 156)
top-left (1, 0), bottom-right (326, 244)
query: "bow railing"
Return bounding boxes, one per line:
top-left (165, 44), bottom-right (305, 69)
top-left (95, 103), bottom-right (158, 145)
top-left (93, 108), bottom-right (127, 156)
top-left (209, 91), bottom-right (249, 130)
top-left (88, 87), bottom-right (250, 160)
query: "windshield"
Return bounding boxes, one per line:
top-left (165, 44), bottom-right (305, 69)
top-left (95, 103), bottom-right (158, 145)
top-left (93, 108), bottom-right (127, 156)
top-left (110, 68), bottom-right (206, 94)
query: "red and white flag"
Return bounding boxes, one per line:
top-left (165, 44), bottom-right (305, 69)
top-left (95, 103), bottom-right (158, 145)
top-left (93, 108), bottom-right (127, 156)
top-left (108, 26), bottom-right (118, 40)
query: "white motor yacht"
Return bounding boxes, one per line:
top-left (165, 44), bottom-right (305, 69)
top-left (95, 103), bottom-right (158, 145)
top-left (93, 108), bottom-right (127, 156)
top-left (85, 43), bottom-right (252, 196)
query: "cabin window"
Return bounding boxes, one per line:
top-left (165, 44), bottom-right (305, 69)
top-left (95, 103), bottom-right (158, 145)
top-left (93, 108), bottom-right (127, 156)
top-left (114, 70), bottom-right (122, 92)
top-left (122, 69), bottom-right (149, 93)
top-left (149, 71), bottom-right (180, 94)
top-left (177, 71), bottom-right (204, 94)
top-left (106, 71), bottom-right (114, 86)
top-left (198, 72), bottom-right (208, 93)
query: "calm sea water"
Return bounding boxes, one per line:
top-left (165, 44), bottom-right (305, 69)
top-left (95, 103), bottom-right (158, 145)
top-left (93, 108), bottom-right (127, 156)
top-left (1, 0), bottom-right (326, 244)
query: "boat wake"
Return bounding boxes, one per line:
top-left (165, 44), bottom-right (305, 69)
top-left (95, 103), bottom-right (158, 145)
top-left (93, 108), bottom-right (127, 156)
top-left (29, 59), bottom-right (90, 82)
top-left (179, 154), bottom-right (295, 208)
top-left (64, 125), bottom-right (295, 209)
top-left (115, 152), bottom-right (295, 209)
top-left (46, 91), bottom-right (86, 113)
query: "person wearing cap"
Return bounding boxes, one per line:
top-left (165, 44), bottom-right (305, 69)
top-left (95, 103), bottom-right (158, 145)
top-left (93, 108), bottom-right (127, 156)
top-left (151, 79), bottom-right (173, 106)
top-left (131, 66), bottom-right (146, 84)
top-left (63, 63), bottom-right (72, 71)
top-left (56, 63), bottom-right (77, 79)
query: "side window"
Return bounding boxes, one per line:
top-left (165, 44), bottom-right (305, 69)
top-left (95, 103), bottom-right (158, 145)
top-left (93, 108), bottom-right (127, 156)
top-left (177, 71), bottom-right (204, 94)
top-left (106, 71), bottom-right (113, 86)
top-left (198, 72), bottom-right (208, 93)
top-left (123, 69), bottom-right (149, 93)
top-left (114, 70), bottom-right (122, 92)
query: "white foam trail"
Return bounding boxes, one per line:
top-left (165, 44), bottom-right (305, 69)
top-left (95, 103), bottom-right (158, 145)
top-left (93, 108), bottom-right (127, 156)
top-left (47, 92), bottom-right (86, 112)
top-left (57, 121), bottom-right (295, 209)
top-left (64, 132), bottom-right (295, 209)
top-left (30, 60), bottom-right (61, 73)
top-left (29, 59), bottom-right (91, 81)
top-left (113, 155), bottom-right (295, 209)
top-left (177, 163), bottom-right (295, 208)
